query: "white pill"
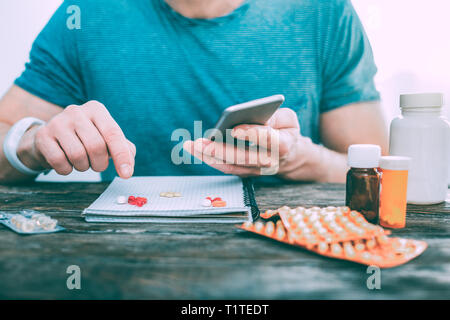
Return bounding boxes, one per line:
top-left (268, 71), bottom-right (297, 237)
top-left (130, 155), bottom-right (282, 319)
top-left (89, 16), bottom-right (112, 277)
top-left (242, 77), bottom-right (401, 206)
top-left (31, 213), bottom-right (46, 221)
top-left (41, 218), bottom-right (57, 231)
top-left (20, 220), bottom-right (35, 233)
top-left (117, 196), bottom-right (127, 204)
top-left (201, 199), bottom-right (212, 207)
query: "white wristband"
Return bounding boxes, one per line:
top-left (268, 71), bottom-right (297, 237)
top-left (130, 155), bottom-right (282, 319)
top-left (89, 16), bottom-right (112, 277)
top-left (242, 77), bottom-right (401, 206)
top-left (3, 117), bottom-right (46, 176)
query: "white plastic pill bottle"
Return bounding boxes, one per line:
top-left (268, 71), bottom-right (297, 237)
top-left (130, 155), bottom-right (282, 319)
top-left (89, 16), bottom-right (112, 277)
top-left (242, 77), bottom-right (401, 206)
top-left (389, 93), bottom-right (449, 204)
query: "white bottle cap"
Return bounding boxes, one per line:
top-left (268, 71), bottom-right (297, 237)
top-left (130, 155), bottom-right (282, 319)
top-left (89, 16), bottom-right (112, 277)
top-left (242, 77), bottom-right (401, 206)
top-left (347, 144), bottom-right (381, 168)
top-left (379, 156), bottom-right (411, 171)
top-left (400, 93), bottom-right (443, 109)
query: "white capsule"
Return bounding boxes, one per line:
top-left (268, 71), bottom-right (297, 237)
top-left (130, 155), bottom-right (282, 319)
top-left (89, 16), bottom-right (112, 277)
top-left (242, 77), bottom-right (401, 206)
top-left (366, 239), bottom-right (376, 249)
top-left (329, 222), bottom-right (339, 230)
top-left (318, 242), bottom-right (329, 253)
top-left (11, 215), bottom-right (26, 226)
top-left (265, 221), bottom-right (275, 236)
top-left (331, 243), bottom-right (342, 255)
top-left (349, 210), bottom-right (359, 218)
top-left (254, 221), bottom-right (264, 232)
top-left (362, 252), bottom-right (371, 260)
top-left (312, 221), bottom-right (322, 229)
top-left (375, 226), bottom-right (385, 233)
top-left (31, 213), bottom-right (46, 221)
top-left (377, 235), bottom-right (389, 245)
top-left (295, 207), bottom-right (306, 213)
top-left (355, 217), bottom-right (366, 224)
top-left (36, 216), bottom-right (51, 227)
top-left (343, 242), bottom-right (355, 257)
top-left (278, 206), bottom-right (291, 214)
top-left (335, 210), bottom-right (344, 217)
top-left (41, 218), bottom-right (57, 231)
top-left (116, 196), bottom-right (127, 204)
top-left (340, 216), bottom-right (349, 223)
top-left (20, 220), bottom-right (35, 233)
top-left (355, 241), bottom-right (365, 251)
top-left (305, 235), bottom-right (318, 245)
top-left (276, 225), bottom-right (286, 240)
top-left (302, 227), bottom-right (311, 235)
top-left (296, 221), bottom-right (307, 229)
top-left (201, 199), bottom-right (212, 207)
top-left (344, 222), bottom-right (353, 229)
top-left (242, 221), bottom-right (252, 229)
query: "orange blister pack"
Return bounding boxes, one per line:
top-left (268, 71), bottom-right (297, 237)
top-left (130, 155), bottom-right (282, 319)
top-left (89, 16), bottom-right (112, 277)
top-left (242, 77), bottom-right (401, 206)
top-left (242, 206), bottom-right (427, 268)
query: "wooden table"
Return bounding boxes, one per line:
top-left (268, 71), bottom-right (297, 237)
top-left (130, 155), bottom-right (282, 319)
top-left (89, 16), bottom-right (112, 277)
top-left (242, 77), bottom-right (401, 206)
top-left (0, 181), bottom-right (449, 299)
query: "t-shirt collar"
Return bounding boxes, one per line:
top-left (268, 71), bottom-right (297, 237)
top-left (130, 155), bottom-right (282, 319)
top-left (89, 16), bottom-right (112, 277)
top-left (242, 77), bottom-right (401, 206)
top-left (159, 0), bottom-right (251, 26)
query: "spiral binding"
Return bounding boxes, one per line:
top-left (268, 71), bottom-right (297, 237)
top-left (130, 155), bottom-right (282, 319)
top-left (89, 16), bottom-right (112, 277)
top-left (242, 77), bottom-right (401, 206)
top-left (242, 178), bottom-right (260, 221)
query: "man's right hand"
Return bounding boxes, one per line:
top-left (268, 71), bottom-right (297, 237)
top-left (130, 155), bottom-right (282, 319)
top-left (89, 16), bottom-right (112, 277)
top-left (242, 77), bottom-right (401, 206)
top-left (17, 100), bottom-right (136, 178)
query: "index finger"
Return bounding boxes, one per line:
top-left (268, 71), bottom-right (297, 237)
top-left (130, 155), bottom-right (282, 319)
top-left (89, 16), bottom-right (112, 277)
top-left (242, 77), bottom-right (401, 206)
top-left (86, 102), bottom-right (134, 178)
top-left (231, 125), bottom-right (280, 150)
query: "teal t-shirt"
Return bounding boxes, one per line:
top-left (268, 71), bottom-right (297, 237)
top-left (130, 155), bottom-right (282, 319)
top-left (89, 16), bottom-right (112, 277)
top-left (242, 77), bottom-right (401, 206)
top-left (15, 0), bottom-right (379, 181)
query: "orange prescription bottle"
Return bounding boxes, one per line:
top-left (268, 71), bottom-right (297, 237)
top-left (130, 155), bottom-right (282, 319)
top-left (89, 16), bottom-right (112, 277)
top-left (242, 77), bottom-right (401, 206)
top-left (379, 156), bottom-right (411, 229)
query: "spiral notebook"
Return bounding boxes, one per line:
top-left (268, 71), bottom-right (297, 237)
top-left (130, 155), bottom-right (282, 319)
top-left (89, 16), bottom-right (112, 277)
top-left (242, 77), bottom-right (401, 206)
top-left (82, 176), bottom-right (259, 223)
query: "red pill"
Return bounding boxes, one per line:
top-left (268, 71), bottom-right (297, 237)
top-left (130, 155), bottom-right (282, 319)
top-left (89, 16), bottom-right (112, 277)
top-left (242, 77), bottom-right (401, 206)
top-left (128, 195), bottom-right (147, 206)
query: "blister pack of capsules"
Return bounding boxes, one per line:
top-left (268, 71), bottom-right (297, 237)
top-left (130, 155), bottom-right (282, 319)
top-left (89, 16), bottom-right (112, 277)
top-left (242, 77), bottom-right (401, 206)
top-left (0, 210), bottom-right (65, 234)
top-left (241, 206), bottom-right (427, 268)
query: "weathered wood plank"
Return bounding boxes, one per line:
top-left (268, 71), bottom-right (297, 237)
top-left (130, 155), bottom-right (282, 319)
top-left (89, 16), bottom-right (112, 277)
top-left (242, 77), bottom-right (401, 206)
top-left (0, 182), bottom-right (449, 299)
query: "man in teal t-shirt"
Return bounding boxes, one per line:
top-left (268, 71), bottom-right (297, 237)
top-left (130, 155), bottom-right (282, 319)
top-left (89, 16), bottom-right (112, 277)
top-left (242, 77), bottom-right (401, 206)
top-left (0, 0), bottom-right (387, 183)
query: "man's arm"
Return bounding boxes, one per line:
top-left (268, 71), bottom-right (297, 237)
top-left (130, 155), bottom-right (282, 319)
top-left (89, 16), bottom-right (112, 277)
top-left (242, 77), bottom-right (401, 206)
top-left (0, 85), bottom-right (136, 183)
top-left (0, 86), bottom-right (62, 182)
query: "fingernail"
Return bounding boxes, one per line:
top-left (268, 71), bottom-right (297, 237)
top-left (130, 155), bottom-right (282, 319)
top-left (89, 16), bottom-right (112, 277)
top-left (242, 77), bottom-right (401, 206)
top-left (120, 164), bottom-right (132, 177)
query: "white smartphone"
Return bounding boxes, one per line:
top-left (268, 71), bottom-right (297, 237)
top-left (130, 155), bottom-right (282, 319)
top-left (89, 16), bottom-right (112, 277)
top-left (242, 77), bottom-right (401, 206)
top-left (207, 94), bottom-right (285, 142)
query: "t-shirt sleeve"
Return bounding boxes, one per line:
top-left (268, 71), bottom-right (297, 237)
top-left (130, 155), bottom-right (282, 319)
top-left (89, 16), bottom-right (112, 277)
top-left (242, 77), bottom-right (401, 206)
top-left (14, 1), bottom-right (85, 107)
top-left (320, 0), bottom-right (380, 113)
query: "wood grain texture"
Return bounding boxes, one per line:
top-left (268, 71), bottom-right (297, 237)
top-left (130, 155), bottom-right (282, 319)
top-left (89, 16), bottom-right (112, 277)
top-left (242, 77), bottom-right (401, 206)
top-left (0, 181), bottom-right (449, 299)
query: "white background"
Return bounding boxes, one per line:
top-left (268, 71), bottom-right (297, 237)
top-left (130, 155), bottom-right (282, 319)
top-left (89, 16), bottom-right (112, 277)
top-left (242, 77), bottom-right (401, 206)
top-left (0, 0), bottom-right (449, 182)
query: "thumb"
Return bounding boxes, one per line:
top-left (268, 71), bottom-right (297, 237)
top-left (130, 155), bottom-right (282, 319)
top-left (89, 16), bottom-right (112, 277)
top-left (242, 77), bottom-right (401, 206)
top-left (267, 108), bottom-right (300, 130)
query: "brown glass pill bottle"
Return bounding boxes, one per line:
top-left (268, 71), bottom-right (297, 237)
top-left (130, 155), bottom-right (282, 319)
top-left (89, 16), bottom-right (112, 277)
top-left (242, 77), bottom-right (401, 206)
top-left (345, 144), bottom-right (381, 224)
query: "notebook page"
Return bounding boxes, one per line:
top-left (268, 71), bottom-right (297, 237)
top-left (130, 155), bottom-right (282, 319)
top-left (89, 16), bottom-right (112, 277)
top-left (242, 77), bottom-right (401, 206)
top-left (83, 176), bottom-right (248, 216)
